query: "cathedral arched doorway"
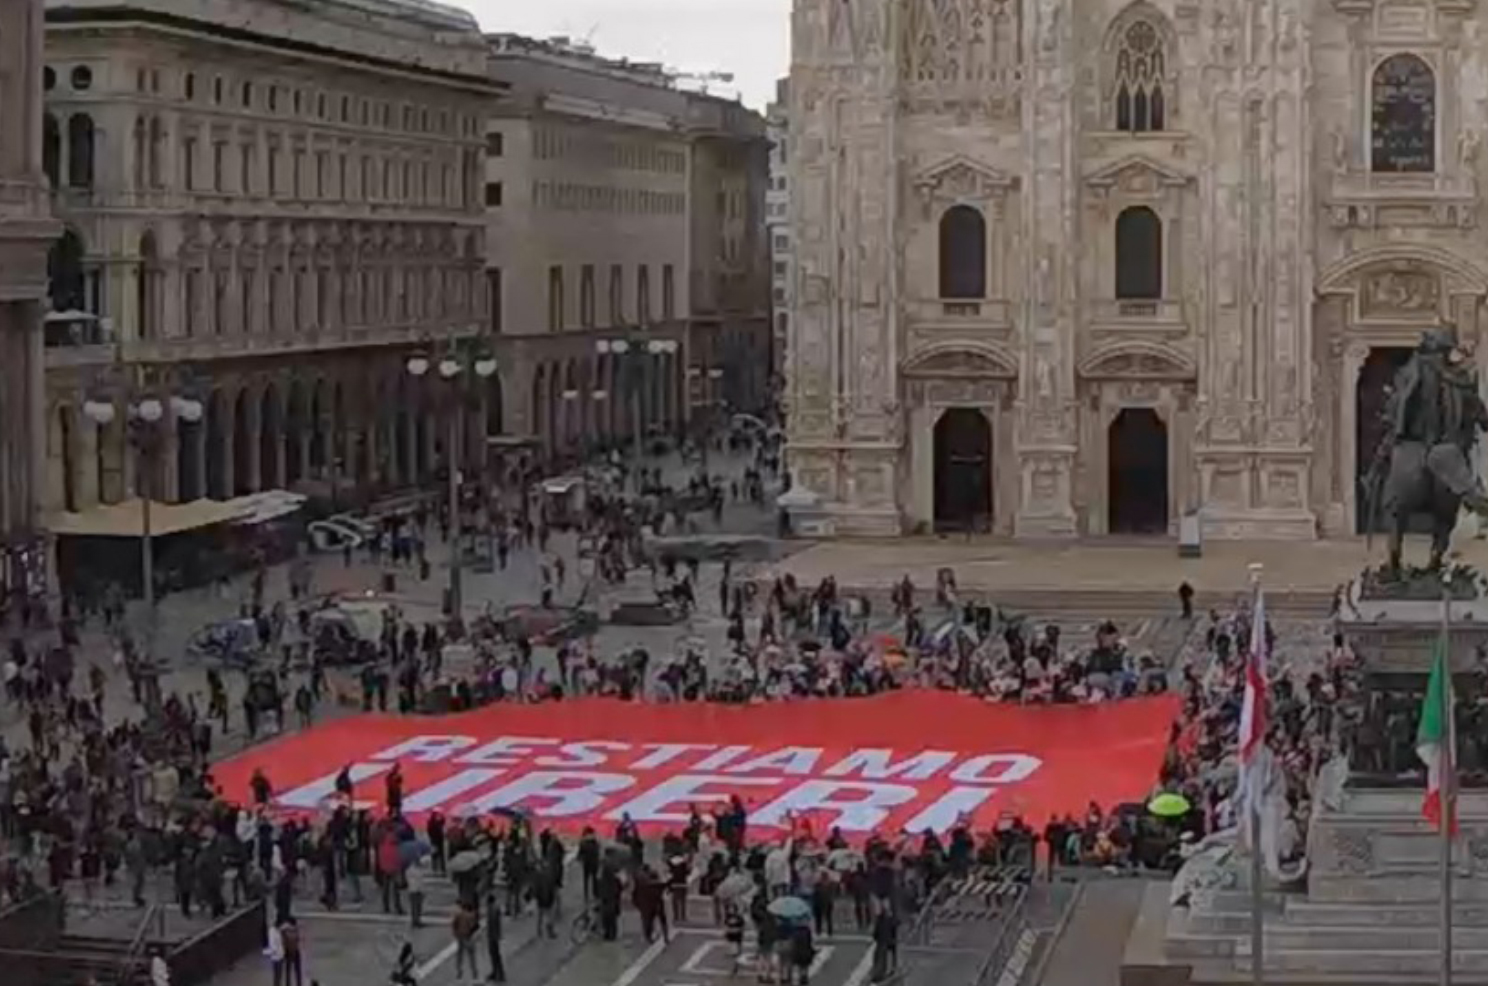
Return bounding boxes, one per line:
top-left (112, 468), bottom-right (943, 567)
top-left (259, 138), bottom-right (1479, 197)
top-left (1355, 346), bottom-right (1417, 534)
top-left (933, 408), bottom-right (992, 532)
top-left (1108, 408), bottom-right (1169, 534)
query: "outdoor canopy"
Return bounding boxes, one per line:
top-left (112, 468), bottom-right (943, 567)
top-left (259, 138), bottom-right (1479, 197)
top-left (44, 490), bottom-right (307, 538)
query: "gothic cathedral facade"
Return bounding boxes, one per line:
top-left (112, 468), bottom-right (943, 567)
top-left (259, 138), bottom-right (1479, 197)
top-left (785, 0), bottom-right (1488, 540)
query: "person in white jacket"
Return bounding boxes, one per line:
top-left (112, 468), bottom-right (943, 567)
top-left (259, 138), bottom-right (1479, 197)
top-left (264, 922), bottom-right (285, 986)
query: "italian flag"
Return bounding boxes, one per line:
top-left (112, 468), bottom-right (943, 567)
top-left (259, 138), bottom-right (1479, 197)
top-left (1416, 634), bottom-right (1457, 832)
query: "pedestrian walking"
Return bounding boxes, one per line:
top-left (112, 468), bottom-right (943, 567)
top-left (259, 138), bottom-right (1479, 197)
top-left (484, 893), bottom-right (507, 984)
top-left (452, 900), bottom-right (481, 981)
top-left (279, 918), bottom-right (305, 986)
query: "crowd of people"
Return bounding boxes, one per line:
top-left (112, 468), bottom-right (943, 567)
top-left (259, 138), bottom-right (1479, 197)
top-left (0, 416), bottom-right (1370, 986)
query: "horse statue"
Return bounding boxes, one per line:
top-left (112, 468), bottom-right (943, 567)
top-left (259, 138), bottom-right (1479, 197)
top-left (1363, 327), bottom-right (1488, 577)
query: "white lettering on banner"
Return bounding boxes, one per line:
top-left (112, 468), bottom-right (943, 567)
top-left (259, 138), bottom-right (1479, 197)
top-left (277, 762), bottom-right (391, 809)
top-left (823, 750), bottom-right (956, 781)
top-left (536, 741), bottom-right (633, 768)
top-left (726, 747), bottom-right (823, 776)
top-left (752, 781), bottom-right (918, 832)
top-left (607, 774), bottom-right (784, 824)
top-left (949, 754), bottom-right (1041, 785)
top-left (691, 745), bottom-right (753, 771)
top-left (901, 786), bottom-right (999, 833)
top-left (458, 771), bottom-right (635, 817)
top-left (402, 768), bottom-right (506, 813)
top-left (456, 736), bottom-right (560, 766)
top-left (630, 743), bottom-right (718, 770)
top-left (368, 735), bottom-right (476, 763)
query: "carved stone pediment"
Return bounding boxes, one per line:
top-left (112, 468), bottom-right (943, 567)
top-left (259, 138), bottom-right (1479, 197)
top-left (912, 155), bottom-right (1019, 205)
top-left (903, 343), bottom-right (1018, 379)
top-left (1079, 342), bottom-right (1195, 380)
top-left (1084, 154), bottom-right (1194, 194)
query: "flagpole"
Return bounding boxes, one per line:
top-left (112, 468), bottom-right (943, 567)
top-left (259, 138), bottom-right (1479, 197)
top-left (1440, 570), bottom-right (1454, 986)
top-left (1249, 561), bottom-right (1264, 986)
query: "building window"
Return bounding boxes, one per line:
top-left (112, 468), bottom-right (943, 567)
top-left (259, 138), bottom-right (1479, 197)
top-left (609, 264), bottom-right (624, 325)
top-left (637, 265), bottom-right (651, 323)
top-left (213, 77), bottom-right (223, 103)
top-left (66, 114), bottom-right (95, 188)
top-left (242, 81), bottom-right (253, 107)
top-left (580, 265), bottom-right (596, 327)
top-left (487, 268), bottom-right (502, 334)
top-left (548, 265), bottom-right (564, 331)
top-left (184, 72), bottom-right (196, 101)
top-left (487, 132), bottom-right (504, 156)
top-left (42, 113), bottom-right (59, 187)
top-left (662, 264), bottom-right (675, 320)
top-left (71, 65), bottom-right (93, 91)
top-left (1115, 206), bottom-right (1162, 300)
top-left (938, 205), bottom-right (986, 299)
top-left (484, 181), bottom-right (503, 207)
top-left (212, 142), bottom-right (225, 191)
top-left (1372, 53), bottom-right (1436, 173)
top-left (1113, 20), bottom-right (1167, 132)
top-left (183, 138), bottom-right (197, 192)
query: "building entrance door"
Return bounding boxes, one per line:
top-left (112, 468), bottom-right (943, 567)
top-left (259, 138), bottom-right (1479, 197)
top-left (1108, 408), bottom-right (1169, 534)
top-left (1355, 347), bottom-right (1420, 534)
top-left (933, 408), bottom-right (992, 532)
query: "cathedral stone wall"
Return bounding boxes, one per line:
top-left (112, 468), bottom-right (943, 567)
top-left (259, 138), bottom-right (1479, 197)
top-left (786, 0), bottom-right (1488, 540)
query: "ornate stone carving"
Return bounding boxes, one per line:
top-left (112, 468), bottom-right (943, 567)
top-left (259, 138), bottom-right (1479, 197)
top-left (1361, 265), bottom-right (1441, 317)
top-left (1328, 829), bottom-right (1375, 875)
top-left (900, 0), bottom-right (1023, 116)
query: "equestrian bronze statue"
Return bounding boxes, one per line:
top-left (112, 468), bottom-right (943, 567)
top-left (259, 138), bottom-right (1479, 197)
top-left (1363, 328), bottom-right (1488, 576)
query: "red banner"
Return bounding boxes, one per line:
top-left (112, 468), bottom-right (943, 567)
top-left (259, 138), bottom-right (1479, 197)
top-left (213, 691), bottom-right (1178, 839)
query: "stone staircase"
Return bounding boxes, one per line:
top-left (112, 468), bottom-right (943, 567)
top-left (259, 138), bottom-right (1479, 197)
top-left (1165, 891), bottom-right (1488, 983)
top-left (840, 585), bottom-right (1332, 624)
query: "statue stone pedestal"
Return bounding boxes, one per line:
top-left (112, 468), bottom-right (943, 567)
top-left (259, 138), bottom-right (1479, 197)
top-left (1123, 572), bottom-right (1488, 984)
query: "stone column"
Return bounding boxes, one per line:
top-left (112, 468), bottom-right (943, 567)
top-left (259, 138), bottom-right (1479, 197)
top-left (78, 418), bottom-right (101, 509)
top-left (1340, 341), bottom-right (1369, 535)
top-left (244, 396), bottom-right (262, 494)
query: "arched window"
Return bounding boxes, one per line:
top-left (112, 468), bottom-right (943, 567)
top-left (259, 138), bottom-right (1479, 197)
top-left (48, 229), bottom-right (87, 312)
top-left (1115, 206), bottom-right (1162, 300)
top-left (938, 205), bottom-right (987, 300)
top-left (67, 114), bottom-right (95, 188)
top-left (1113, 20), bottom-right (1167, 132)
top-left (42, 114), bottom-right (60, 187)
top-left (137, 232), bottom-right (159, 340)
top-left (1372, 53), bottom-right (1435, 173)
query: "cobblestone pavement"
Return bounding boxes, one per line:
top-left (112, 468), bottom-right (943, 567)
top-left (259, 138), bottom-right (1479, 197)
top-left (2, 447), bottom-right (1350, 986)
top-left (770, 533), bottom-right (1488, 596)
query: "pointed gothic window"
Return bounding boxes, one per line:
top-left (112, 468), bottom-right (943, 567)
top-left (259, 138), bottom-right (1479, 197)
top-left (1371, 53), bottom-right (1435, 173)
top-left (1113, 20), bottom-right (1166, 132)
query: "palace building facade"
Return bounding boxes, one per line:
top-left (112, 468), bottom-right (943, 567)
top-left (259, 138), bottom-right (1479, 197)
top-left (0, 0), bottom-right (58, 604)
top-left (41, 0), bottom-right (499, 517)
top-left (785, 0), bottom-right (1488, 539)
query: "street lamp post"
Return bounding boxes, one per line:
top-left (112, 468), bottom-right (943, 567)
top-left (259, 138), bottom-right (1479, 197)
top-left (597, 336), bottom-right (678, 491)
top-left (407, 346), bottom-right (497, 622)
top-left (82, 389), bottom-right (202, 704)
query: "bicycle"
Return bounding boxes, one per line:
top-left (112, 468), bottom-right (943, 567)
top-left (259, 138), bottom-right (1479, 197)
top-left (570, 902), bottom-right (601, 946)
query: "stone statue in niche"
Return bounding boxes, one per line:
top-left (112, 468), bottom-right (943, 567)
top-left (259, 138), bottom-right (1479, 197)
top-left (1038, 0), bottom-right (1060, 53)
top-left (1212, 2), bottom-right (1238, 61)
top-left (1330, 126), bottom-right (1348, 176)
top-left (1035, 352), bottom-right (1053, 398)
top-left (1459, 128), bottom-right (1481, 171)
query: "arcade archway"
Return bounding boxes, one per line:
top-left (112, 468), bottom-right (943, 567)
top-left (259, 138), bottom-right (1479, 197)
top-left (1355, 346), bottom-right (1417, 534)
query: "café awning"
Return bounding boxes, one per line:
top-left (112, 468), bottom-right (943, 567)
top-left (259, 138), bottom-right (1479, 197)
top-left (45, 497), bottom-right (250, 538)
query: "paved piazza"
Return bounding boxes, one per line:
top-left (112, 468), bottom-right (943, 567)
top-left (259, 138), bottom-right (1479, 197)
top-left (1, 449), bottom-right (1354, 986)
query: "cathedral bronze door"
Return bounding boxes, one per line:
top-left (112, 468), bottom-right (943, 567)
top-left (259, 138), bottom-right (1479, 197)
top-left (1108, 408), bottom-right (1169, 535)
top-left (1355, 347), bottom-right (1418, 534)
top-left (933, 408), bottom-right (992, 532)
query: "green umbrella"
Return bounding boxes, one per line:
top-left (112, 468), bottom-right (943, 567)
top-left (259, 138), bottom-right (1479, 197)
top-left (1148, 792), bottom-right (1192, 818)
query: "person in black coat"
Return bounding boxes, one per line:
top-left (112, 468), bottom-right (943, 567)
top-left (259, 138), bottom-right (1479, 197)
top-left (596, 864), bottom-right (623, 941)
top-left (484, 893), bottom-right (507, 983)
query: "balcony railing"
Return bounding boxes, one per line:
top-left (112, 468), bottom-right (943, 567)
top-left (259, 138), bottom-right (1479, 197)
top-left (906, 297), bottom-right (1014, 330)
top-left (1088, 297), bottom-right (1187, 331)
